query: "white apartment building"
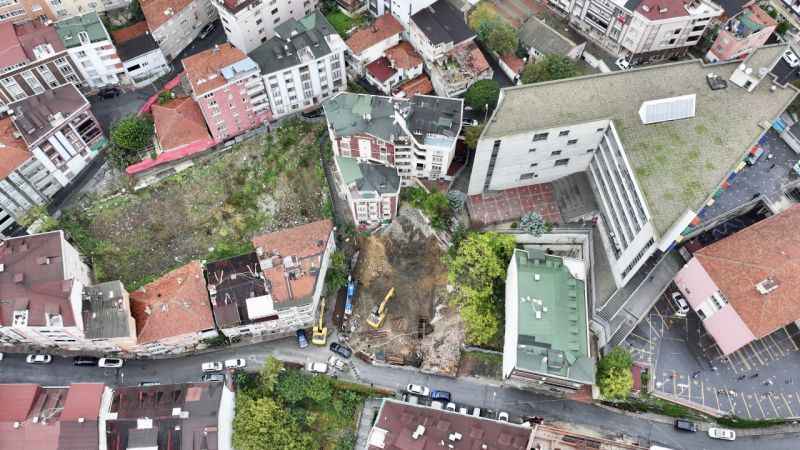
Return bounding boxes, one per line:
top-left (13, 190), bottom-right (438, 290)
top-left (556, 0), bottom-right (722, 63)
top-left (111, 21), bottom-right (171, 88)
top-left (368, 0), bottom-right (435, 28)
top-left (55, 12), bottom-right (124, 89)
top-left (48, 0), bottom-right (131, 19)
top-left (344, 13), bottom-right (403, 76)
top-left (213, 0), bottom-right (318, 53)
top-left (141, 0), bottom-right (217, 61)
top-left (249, 11), bottom-right (346, 119)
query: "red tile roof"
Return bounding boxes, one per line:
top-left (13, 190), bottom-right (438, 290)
top-left (182, 43), bottom-right (247, 96)
top-left (396, 74), bottom-right (433, 97)
top-left (251, 220), bottom-right (334, 304)
top-left (636, 0), bottom-right (689, 20)
top-left (130, 261), bottom-right (215, 343)
top-left (15, 21), bottom-right (65, 61)
top-left (385, 41), bottom-right (423, 70)
top-left (0, 117), bottom-right (30, 180)
top-left (111, 21), bottom-right (150, 44)
top-left (366, 57), bottom-right (396, 82)
top-left (0, 22), bottom-right (27, 70)
top-left (60, 383), bottom-right (105, 421)
top-left (694, 204), bottom-right (800, 339)
top-left (346, 14), bottom-right (403, 54)
top-left (466, 43), bottom-right (490, 73)
top-left (151, 96), bottom-right (211, 152)
top-left (501, 52), bottom-right (525, 75)
top-left (0, 384), bottom-right (38, 421)
top-left (141, 0), bottom-right (194, 31)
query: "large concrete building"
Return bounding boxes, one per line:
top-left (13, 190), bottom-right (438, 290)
top-left (55, 12), bottom-right (124, 89)
top-left (0, 0), bottom-right (56, 24)
top-left (335, 156), bottom-right (401, 224)
top-left (49, 0), bottom-right (131, 19)
top-left (469, 44), bottom-right (796, 288)
top-left (213, 0), bottom-right (318, 53)
top-left (705, 1), bottom-right (776, 62)
top-left (367, 0), bottom-right (434, 28)
top-left (140, 0), bottom-right (217, 61)
top-left (110, 21), bottom-right (171, 88)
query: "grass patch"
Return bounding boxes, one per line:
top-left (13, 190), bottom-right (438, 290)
top-left (59, 120), bottom-right (328, 290)
top-left (326, 11), bottom-right (365, 38)
top-left (604, 396), bottom-right (707, 420)
top-left (715, 416), bottom-right (788, 429)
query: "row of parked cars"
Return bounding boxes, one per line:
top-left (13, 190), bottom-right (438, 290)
top-left (306, 341), bottom-right (353, 374)
top-left (0, 353), bottom-right (124, 368)
top-left (404, 384), bottom-right (511, 422)
top-left (675, 419), bottom-right (736, 441)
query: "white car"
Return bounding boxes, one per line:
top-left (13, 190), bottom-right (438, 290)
top-left (446, 402), bottom-right (456, 412)
top-left (783, 49), bottom-right (800, 68)
top-left (327, 355), bottom-right (346, 371)
top-left (406, 384), bottom-right (430, 396)
top-left (26, 354), bottom-right (52, 364)
top-left (671, 292), bottom-right (690, 317)
top-left (224, 359), bottom-right (246, 369)
top-left (306, 361), bottom-right (328, 374)
top-left (472, 407), bottom-right (482, 417)
top-left (708, 427), bottom-right (736, 441)
top-left (98, 358), bottom-right (124, 368)
top-left (615, 57), bottom-right (631, 71)
top-left (498, 411), bottom-right (509, 422)
top-left (201, 361), bottom-right (223, 372)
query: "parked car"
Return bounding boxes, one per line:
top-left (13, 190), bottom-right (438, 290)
top-left (458, 407), bottom-right (468, 414)
top-left (430, 390), bottom-right (451, 403)
top-left (330, 342), bottom-right (352, 359)
top-left (402, 393), bottom-right (420, 405)
top-left (670, 292), bottom-right (690, 317)
top-left (445, 402), bottom-right (456, 412)
top-left (472, 407), bottom-right (482, 417)
top-left (783, 49), bottom-right (800, 68)
top-left (201, 361), bottom-right (223, 372)
top-left (26, 354), bottom-right (52, 364)
top-left (139, 381), bottom-right (160, 386)
top-left (306, 361), bottom-right (328, 374)
top-left (327, 355), bottom-right (346, 371)
top-left (674, 419), bottom-right (698, 432)
top-left (98, 86), bottom-right (122, 99)
top-left (199, 22), bottom-right (216, 40)
top-left (406, 384), bottom-right (430, 396)
top-left (708, 427), bottom-right (736, 440)
top-left (202, 373), bottom-right (225, 383)
top-left (615, 57), bottom-right (631, 71)
top-left (99, 357), bottom-right (124, 368)
top-left (745, 145), bottom-right (765, 166)
top-left (73, 356), bottom-right (99, 366)
top-left (301, 107), bottom-right (323, 119)
top-left (0, 353), bottom-right (3, 361)
top-left (296, 329), bottom-right (309, 349)
top-left (431, 401), bottom-right (444, 409)
top-left (462, 118), bottom-right (478, 127)
top-left (497, 411), bottom-right (509, 422)
top-left (224, 358), bottom-right (246, 369)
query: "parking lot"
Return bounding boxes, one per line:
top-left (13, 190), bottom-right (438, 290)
top-left (622, 287), bottom-right (800, 419)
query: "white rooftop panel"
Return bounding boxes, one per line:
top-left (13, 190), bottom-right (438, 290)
top-left (639, 94), bottom-right (696, 125)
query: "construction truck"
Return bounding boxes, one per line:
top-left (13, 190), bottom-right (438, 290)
top-left (367, 287), bottom-right (394, 329)
top-left (312, 297), bottom-right (327, 345)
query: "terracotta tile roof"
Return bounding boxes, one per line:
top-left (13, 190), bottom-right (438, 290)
top-left (0, 384), bottom-right (38, 421)
top-left (694, 204), bottom-right (800, 339)
top-left (501, 52), bottom-right (525, 74)
top-left (130, 261), bottom-right (215, 343)
top-left (0, 117), bottom-right (30, 180)
top-left (110, 21), bottom-right (150, 44)
top-left (465, 43), bottom-right (490, 73)
top-left (182, 43), bottom-right (247, 96)
top-left (60, 383), bottom-right (105, 421)
top-left (366, 57), bottom-right (396, 82)
top-left (0, 22), bottom-right (27, 70)
top-left (151, 97), bottom-right (211, 151)
top-left (636, 0), bottom-right (690, 20)
top-left (15, 21), bottom-right (65, 61)
top-left (396, 74), bottom-right (433, 97)
top-left (346, 14), bottom-right (403, 54)
top-left (140, 0), bottom-right (194, 31)
top-left (251, 220), bottom-right (333, 305)
top-left (385, 41), bottom-right (422, 70)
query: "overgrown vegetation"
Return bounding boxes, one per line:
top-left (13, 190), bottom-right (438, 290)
top-left (402, 186), bottom-right (453, 230)
top-left (58, 120), bottom-right (328, 289)
top-left (157, 90), bottom-right (175, 105)
top-left (326, 11), bottom-right (365, 38)
top-left (520, 211), bottom-right (552, 236)
top-left (596, 347), bottom-right (634, 400)
top-left (447, 232), bottom-right (515, 346)
top-left (464, 80), bottom-right (500, 111)
top-left (325, 250), bottom-right (349, 294)
top-left (233, 357), bottom-right (367, 450)
top-left (468, 2), bottom-right (518, 55)
top-left (108, 115), bottom-right (154, 170)
top-left (464, 124), bottom-right (484, 151)
top-left (521, 55), bottom-right (580, 84)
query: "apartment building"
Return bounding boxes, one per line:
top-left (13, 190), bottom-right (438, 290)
top-left (213, 0), bottom-right (318, 53)
top-left (503, 248), bottom-right (594, 393)
top-left (469, 45), bottom-right (794, 287)
top-left (706, 1), bottom-right (776, 62)
top-left (0, 20), bottom-right (85, 107)
top-left (111, 21), bottom-right (171, 88)
top-left (367, 0), bottom-right (435, 27)
top-left (206, 220), bottom-right (335, 341)
top-left (182, 43), bottom-right (270, 142)
top-left (344, 13), bottom-right (403, 76)
top-left (249, 11), bottom-right (346, 119)
top-left (48, 0), bottom-right (131, 19)
top-left (55, 12), bottom-right (124, 89)
top-left (0, 0), bottom-right (56, 24)
top-left (323, 92), bottom-right (463, 183)
top-left (560, 0), bottom-right (722, 63)
top-left (334, 156), bottom-right (400, 224)
top-left (140, 0), bottom-right (217, 61)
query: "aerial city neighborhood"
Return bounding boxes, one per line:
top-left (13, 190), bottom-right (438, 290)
top-left (0, 0), bottom-right (799, 447)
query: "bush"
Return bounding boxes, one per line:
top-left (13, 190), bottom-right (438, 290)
top-left (464, 80), bottom-right (500, 111)
top-left (403, 186), bottom-right (453, 231)
top-left (325, 250), bottom-right (348, 294)
top-left (109, 115), bottom-right (154, 169)
top-left (596, 347), bottom-right (634, 400)
top-left (521, 55), bottom-right (579, 84)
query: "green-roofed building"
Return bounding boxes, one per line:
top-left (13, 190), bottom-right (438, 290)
top-left (334, 156), bottom-right (401, 225)
top-left (503, 248), bottom-right (595, 392)
top-left (54, 12), bottom-right (123, 89)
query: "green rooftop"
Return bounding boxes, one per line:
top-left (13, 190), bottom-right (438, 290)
top-left (508, 248), bottom-right (594, 384)
top-left (55, 12), bottom-right (109, 49)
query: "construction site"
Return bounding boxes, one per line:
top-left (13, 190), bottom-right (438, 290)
top-left (340, 206), bottom-right (465, 377)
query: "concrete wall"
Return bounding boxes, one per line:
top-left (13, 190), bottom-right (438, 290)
top-left (215, 0), bottom-right (319, 53)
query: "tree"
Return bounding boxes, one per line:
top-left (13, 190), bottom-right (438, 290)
top-left (258, 356), bottom-right (284, 395)
top-left (464, 124), bottom-right (484, 151)
top-left (404, 187), bottom-right (453, 231)
top-left (275, 370), bottom-right (309, 405)
top-left (325, 250), bottom-right (348, 294)
top-left (596, 347), bottom-right (634, 400)
top-left (521, 55), bottom-right (579, 84)
top-left (109, 115), bottom-right (154, 169)
top-left (481, 20), bottom-right (518, 55)
top-left (468, 2), bottom-right (498, 32)
top-left (777, 21), bottom-right (790, 35)
top-left (232, 396), bottom-right (313, 450)
top-left (520, 211), bottom-right (550, 236)
top-left (129, 0), bottom-right (144, 22)
top-left (464, 80), bottom-right (500, 111)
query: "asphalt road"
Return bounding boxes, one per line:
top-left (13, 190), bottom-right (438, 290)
top-left (1, 337), bottom-right (798, 450)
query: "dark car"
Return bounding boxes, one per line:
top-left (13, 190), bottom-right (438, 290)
top-left (330, 342), bottom-right (352, 358)
top-left (73, 356), bottom-right (99, 366)
top-left (430, 390), bottom-right (451, 403)
top-left (98, 86), bottom-right (122, 99)
top-left (199, 22), bottom-right (216, 40)
top-left (674, 419), bottom-right (697, 432)
top-left (202, 373), bottom-right (225, 383)
top-left (301, 108), bottom-right (323, 119)
top-left (296, 329), bottom-right (309, 349)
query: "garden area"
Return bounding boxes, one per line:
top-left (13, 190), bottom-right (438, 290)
top-left (325, 9), bottom-right (367, 38)
top-left (52, 120), bottom-right (330, 289)
top-left (234, 357), bottom-right (370, 450)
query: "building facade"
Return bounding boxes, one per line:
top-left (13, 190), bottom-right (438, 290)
top-left (344, 13), bottom-right (403, 76)
top-left (249, 11), bottom-right (346, 119)
top-left (55, 12), bottom-right (124, 89)
top-left (364, 41), bottom-right (423, 94)
top-left (213, 0), bottom-right (318, 53)
top-left (111, 21), bottom-right (171, 88)
top-left (183, 43), bottom-right (270, 142)
top-left (334, 156), bottom-right (400, 224)
top-left (705, 1), bottom-right (776, 62)
top-left (0, 0), bottom-right (56, 24)
top-left (140, 0), bottom-right (217, 61)
top-left (367, 0), bottom-right (435, 28)
top-left (48, 0), bottom-right (131, 19)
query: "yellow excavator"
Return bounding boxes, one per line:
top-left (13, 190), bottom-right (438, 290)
top-left (312, 297), bottom-right (327, 345)
top-left (367, 288), bottom-right (395, 329)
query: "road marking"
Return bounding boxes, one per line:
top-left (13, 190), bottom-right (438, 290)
top-left (769, 334), bottom-right (786, 358)
top-left (735, 348), bottom-right (752, 372)
top-left (767, 392), bottom-right (781, 417)
top-left (754, 392), bottom-right (768, 418)
top-left (653, 304), bottom-right (670, 330)
top-left (781, 393), bottom-right (794, 417)
top-left (672, 370), bottom-right (677, 395)
top-left (758, 339), bottom-right (777, 362)
top-left (700, 379), bottom-right (704, 406)
top-left (628, 332), bottom-right (650, 343)
top-left (741, 392), bottom-right (753, 419)
top-left (785, 327), bottom-right (799, 351)
top-left (713, 385), bottom-right (721, 411)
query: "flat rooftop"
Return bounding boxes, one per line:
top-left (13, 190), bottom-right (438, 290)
top-left (483, 44), bottom-right (796, 235)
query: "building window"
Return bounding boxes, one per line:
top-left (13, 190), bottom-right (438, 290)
top-left (567, 139), bottom-right (578, 145)
top-left (555, 158), bottom-right (570, 167)
top-left (520, 172), bottom-right (536, 180)
top-left (532, 132), bottom-right (548, 142)
top-left (528, 148), bottom-right (536, 153)
top-left (530, 162), bottom-right (538, 167)
top-left (21, 70), bottom-right (44, 94)
top-left (558, 130), bottom-right (569, 136)
top-left (1, 77), bottom-right (25, 101)
top-left (596, 127), bottom-right (604, 132)
top-left (586, 148), bottom-right (594, 153)
top-left (36, 65), bottom-right (59, 88)
top-left (551, 150), bottom-right (562, 156)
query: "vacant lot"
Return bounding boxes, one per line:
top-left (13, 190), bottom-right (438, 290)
top-left (59, 120), bottom-right (329, 289)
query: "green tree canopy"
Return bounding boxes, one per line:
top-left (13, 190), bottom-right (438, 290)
top-left (597, 366), bottom-right (633, 400)
top-left (257, 356), bottom-right (284, 395)
top-left (521, 55), bottom-right (579, 84)
top-left (109, 115), bottom-right (154, 169)
top-left (325, 250), bottom-right (348, 294)
top-left (468, 2), bottom-right (498, 31)
top-left (480, 20), bottom-right (518, 55)
top-left (404, 186), bottom-right (453, 231)
top-left (464, 124), bottom-right (484, 151)
top-left (464, 80), bottom-right (500, 111)
top-left (232, 396), bottom-right (313, 450)
top-left (520, 211), bottom-right (550, 236)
